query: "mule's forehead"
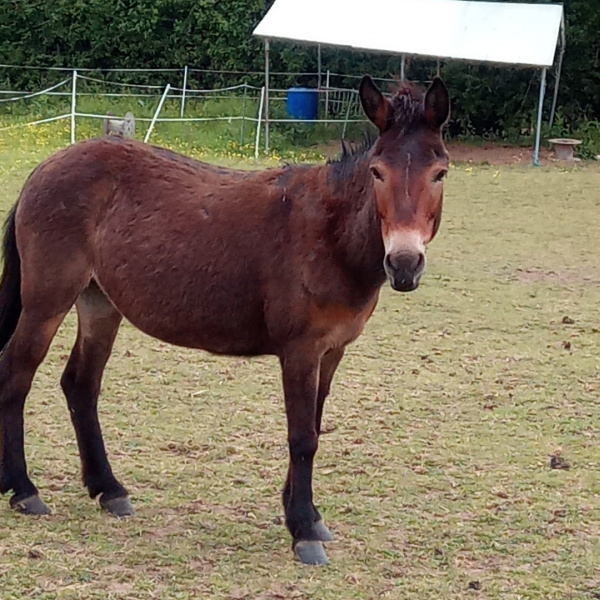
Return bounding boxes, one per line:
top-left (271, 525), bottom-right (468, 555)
top-left (374, 130), bottom-right (448, 169)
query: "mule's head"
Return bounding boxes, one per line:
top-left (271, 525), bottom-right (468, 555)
top-left (359, 75), bottom-right (450, 292)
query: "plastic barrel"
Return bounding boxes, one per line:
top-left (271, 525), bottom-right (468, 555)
top-left (286, 87), bottom-right (319, 120)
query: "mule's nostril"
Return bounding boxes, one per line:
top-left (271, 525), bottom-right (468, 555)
top-left (385, 252), bottom-right (424, 273)
top-left (415, 252), bottom-right (425, 272)
top-left (384, 254), bottom-right (393, 272)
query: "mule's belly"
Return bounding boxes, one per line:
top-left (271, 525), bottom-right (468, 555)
top-left (93, 208), bottom-right (276, 355)
top-left (95, 267), bottom-right (274, 355)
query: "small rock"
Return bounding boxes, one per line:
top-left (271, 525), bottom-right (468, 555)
top-left (468, 581), bottom-right (482, 591)
top-left (562, 315), bottom-right (575, 325)
top-left (550, 455), bottom-right (571, 470)
top-left (562, 341), bottom-right (572, 351)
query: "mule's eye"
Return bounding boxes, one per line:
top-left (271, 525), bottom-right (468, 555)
top-left (370, 166), bottom-right (384, 181)
top-left (433, 169), bottom-right (447, 183)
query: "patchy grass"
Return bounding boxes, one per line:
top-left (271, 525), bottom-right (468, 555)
top-left (0, 91), bottom-right (348, 163)
top-left (0, 127), bottom-right (599, 600)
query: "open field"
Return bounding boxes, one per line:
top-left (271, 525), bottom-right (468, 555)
top-left (0, 123), bottom-right (599, 599)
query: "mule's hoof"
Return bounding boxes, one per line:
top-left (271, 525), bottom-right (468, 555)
top-left (10, 494), bottom-right (51, 516)
top-left (100, 495), bottom-right (135, 518)
top-left (294, 541), bottom-right (329, 565)
top-left (313, 519), bottom-right (333, 542)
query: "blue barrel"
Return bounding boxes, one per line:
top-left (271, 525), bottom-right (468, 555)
top-left (286, 87), bottom-right (319, 120)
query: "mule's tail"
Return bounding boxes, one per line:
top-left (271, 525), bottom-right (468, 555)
top-left (0, 205), bottom-right (21, 352)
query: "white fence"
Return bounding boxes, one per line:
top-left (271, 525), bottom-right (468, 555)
top-left (0, 66), bottom-right (395, 157)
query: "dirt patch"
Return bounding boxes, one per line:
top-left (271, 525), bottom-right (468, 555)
top-left (323, 139), bottom-right (591, 166)
top-left (516, 267), bottom-right (599, 285)
top-left (447, 142), bottom-right (555, 166)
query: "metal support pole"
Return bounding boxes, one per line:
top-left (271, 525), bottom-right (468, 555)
top-left (318, 44), bottom-right (322, 89)
top-left (255, 86), bottom-right (265, 159)
top-left (401, 55), bottom-right (406, 81)
top-left (533, 68), bottom-right (547, 167)
top-left (264, 39), bottom-right (270, 154)
top-left (180, 65), bottom-right (188, 118)
top-left (70, 70), bottom-right (77, 144)
top-left (549, 14), bottom-right (566, 131)
top-left (144, 84), bottom-right (171, 143)
top-left (240, 84), bottom-right (248, 146)
top-left (325, 70), bottom-right (330, 117)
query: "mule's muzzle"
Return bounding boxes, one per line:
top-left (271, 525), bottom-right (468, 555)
top-left (384, 251), bottom-right (425, 292)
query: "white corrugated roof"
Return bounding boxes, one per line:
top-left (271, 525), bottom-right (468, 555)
top-left (253, 0), bottom-right (563, 68)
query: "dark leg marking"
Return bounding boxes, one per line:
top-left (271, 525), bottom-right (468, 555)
top-left (282, 348), bottom-right (344, 545)
top-left (60, 283), bottom-right (132, 516)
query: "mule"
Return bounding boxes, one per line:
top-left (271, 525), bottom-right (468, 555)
top-left (0, 75), bottom-right (450, 565)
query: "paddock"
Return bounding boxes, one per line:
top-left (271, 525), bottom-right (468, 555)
top-left (0, 125), bottom-right (599, 598)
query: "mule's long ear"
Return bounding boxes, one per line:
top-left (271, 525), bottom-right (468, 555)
top-left (424, 77), bottom-right (450, 130)
top-left (359, 75), bottom-right (393, 133)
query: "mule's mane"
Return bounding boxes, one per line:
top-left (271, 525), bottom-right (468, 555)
top-left (389, 81), bottom-right (426, 130)
top-left (328, 133), bottom-right (375, 166)
top-left (326, 133), bottom-right (375, 184)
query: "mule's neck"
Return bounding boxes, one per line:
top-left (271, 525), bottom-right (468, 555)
top-left (323, 152), bottom-right (387, 293)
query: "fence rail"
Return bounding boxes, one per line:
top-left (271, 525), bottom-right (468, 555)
top-left (0, 67), bottom-right (374, 155)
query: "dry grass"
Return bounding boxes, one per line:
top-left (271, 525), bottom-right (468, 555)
top-left (0, 124), bottom-right (599, 599)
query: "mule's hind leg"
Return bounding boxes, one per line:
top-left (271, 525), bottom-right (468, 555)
top-left (60, 283), bottom-right (133, 517)
top-left (0, 311), bottom-right (68, 514)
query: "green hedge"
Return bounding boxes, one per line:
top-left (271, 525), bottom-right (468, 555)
top-left (0, 0), bottom-right (598, 142)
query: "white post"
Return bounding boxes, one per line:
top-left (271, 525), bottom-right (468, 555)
top-left (144, 83), bottom-right (171, 144)
top-left (180, 65), bottom-right (189, 118)
top-left (401, 55), bottom-right (406, 81)
top-left (265, 39), bottom-right (270, 154)
top-left (254, 86), bottom-right (265, 160)
top-left (70, 70), bottom-right (77, 144)
top-left (342, 92), bottom-right (352, 140)
top-left (533, 68), bottom-right (547, 167)
top-left (240, 84), bottom-right (248, 146)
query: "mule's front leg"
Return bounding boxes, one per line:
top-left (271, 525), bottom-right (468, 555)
top-left (282, 347), bottom-right (345, 544)
top-left (280, 350), bottom-right (329, 565)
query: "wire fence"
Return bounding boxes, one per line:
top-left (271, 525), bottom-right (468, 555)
top-left (0, 65), bottom-right (389, 156)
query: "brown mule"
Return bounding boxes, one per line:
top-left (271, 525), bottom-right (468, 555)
top-left (0, 75), bottom-right (450, 565)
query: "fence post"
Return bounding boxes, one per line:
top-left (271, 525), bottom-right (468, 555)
top-left (240, 84), bottom-right (248, 146)
top-left (254, 86), bottom-right (265, 160)
top-left (144, 84), bottom-right (171, 143)
top-left (342, 92), bottom-right (353, 140)
top-left (180, 65), bottom-right (188, 118)
top-left (70, 70), bottom-right (77, 144)
top-left (264, 39), bottom-right (270, 154)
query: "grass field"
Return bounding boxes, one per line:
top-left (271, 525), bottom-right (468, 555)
top-left (0, 121), bottom-right (599, 600)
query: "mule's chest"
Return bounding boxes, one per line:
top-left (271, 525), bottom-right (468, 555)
top-left (310, 295), bottom-right (379, 350)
